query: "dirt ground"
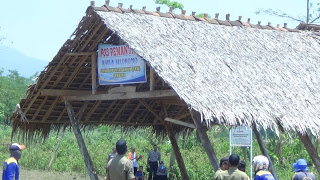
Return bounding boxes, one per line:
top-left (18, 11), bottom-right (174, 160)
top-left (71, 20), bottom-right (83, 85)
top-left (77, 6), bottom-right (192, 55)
top-left (1, 168), bottom-right (106, 180)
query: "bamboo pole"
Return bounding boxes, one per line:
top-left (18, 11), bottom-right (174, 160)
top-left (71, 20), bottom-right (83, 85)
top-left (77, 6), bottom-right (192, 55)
top-left (64, 100), bottom-right (99, 180)
top-left (252, 123), bottom-right (278, 179)
top-left (297, 132), bottom-right (320, 175)
top-left (91, 52), bottom-right (97, 94)
top-left (190, 109), bottom-right (219, 171)
top-left (167, 125), bottom-right (190, 180)
top-left (47, 127), bottom-right (66, 171)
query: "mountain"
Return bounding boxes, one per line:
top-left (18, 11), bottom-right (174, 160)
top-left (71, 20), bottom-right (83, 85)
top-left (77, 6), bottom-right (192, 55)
top-left (0, 46), bottom-right (48, 78)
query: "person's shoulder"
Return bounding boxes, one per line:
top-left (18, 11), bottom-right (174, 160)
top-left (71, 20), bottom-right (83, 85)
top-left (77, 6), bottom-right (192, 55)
top-left (6, 157), bottom-right (17, 165)
top-left (235, 169), bottom-right (248, 177)
top-left (256, 170), bottom-right (272, 176)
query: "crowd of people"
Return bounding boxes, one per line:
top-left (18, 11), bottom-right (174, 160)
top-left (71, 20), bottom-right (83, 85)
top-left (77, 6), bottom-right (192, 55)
top-left (1, 141), bottom-right (316, 180)
top-left (104, 140), bottom-right (317, 180)
top-left (214, 154), bottom-right (316, 180)
top-left (106, 140), bottom-right (167, 180)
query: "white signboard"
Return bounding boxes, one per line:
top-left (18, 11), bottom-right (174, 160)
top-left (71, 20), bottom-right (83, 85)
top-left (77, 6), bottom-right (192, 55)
top-left (97, 44), bottom-right (146, 85)
top-left (230, 125), bottom-right (251, 146)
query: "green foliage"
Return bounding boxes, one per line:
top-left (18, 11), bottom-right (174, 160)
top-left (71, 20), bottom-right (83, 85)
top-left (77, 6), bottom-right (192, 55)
top-left (0, 125), bottom-right (318, 179)
top-left (0, 69), bottom-right (33, 124)
top-left (154, 0), bottom-right (184, 10)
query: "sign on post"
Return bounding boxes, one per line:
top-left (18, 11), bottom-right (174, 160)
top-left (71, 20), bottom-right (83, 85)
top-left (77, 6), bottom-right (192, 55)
top-left (97, 44), bottom-right (146, 85)
top-left (230, 126), bottom-right (251, 146)
top-left (229, 125), bottom-right (253, 180)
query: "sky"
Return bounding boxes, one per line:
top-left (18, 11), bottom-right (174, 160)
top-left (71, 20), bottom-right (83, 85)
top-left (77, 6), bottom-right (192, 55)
top-left (0, 0), bottom-right (308, 62)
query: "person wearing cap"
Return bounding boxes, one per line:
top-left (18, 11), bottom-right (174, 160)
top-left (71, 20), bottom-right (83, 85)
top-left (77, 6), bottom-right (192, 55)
top-left (214, 157), bottom-right (229, 180)
top-left (292, 159), bottom-right (316, 180)
top-left (106, 140), bottom-right (135, 180)
top-left (128, 146), bottom-right (142, 176)
top-left (2, 143), bottom-right (25, 180)
top-left (216, 154), bottom-right (249, 180)
top-left (252, 155), bottom-right (275, 180)
top-left (147, 145), bottom-right (161, 180)
top-left (156, 161), bottom-right (168, 180)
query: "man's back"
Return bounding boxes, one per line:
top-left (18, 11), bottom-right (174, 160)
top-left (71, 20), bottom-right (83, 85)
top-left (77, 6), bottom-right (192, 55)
top-left (292, 171), bottom-right (316, 180)
top-left (107, 154), bottom-right (135, 180)
top-left (218, 167), bottom-right (249, 180)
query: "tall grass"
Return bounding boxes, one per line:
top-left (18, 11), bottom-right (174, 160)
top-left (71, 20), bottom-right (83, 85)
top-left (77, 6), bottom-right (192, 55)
top-left (0, 124), bottom-right (318, 179)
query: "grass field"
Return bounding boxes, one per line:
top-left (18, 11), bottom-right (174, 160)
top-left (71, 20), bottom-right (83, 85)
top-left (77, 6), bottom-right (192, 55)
top-left (0, 168), bottom-right (105, 180)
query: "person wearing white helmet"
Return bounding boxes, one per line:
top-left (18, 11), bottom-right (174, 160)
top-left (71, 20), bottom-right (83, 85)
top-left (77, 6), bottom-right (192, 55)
top-left (252, 155), bottom-right (275, 180)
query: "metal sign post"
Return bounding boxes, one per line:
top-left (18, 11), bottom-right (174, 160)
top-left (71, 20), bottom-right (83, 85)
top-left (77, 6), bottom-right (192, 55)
top-left (229, 125), bottom-right (253, 180)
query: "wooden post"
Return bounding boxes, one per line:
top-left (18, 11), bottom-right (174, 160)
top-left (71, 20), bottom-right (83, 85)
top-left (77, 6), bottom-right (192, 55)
top-left (167, 125), bottom-right (190, 180)
top-left (297, 131), bottom-right (320, 175)
top-left (64, 100), bottom-right (99, 180)
top-left (91, 53), bottom-right (97, 94)
top-left (252, 123), bottom-right (278, 179)
top-left (190, 109), bottom-right (219, 171)
top-left (47, 127), bottom-right (66, 171)
top-left (150, 67), bottom-right (155, 91)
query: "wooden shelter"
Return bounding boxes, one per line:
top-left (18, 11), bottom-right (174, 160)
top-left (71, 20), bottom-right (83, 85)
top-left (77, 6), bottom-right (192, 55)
top-left (11, 1), bottom-right (320, 179)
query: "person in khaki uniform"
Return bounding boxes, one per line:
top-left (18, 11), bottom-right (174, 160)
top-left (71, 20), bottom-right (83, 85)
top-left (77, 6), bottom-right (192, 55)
top-left (106, 140), bottom-right (135, 180)
top-left (214, 157), bottom-right (229, 180)
top-left (216, 154), bottom-right (249, 180)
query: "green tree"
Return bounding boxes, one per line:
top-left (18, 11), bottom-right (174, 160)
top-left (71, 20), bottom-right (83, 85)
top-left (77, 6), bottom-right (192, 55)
top-left (0, 69), bottom-right (32, 124)
top-left (256, 0), bottom-right (320, 24)
top-left (154, 0), bottom-right (184, 10)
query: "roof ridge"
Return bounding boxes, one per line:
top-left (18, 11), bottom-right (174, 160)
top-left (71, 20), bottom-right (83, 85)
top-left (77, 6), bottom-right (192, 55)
top-left (88, 1), bottom-right (300, 33)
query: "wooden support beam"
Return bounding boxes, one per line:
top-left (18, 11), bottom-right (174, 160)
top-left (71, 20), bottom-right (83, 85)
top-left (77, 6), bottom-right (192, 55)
top-left (84, 101), bottom-right (102, 122)
top-left (64, 99), bottom-right (98, 180)
top-left (99, 101), bottom-right (116, 122)
top-left (155, 99), bottom-right (186, 106)
top-left (139, 99), bottom-right (163, 123)
top-left (21, 120), bottom-right (163, 126)
top-left (190, 109), bottom-right (219, 171)
top-left (165, 118), bottom-right (195, 128)
top-left (64, 89), bottom-right (177, 101)
top-left (42, 97), bottom-right (59, 122)
top-left (57, 107), bottom-right (67, 122)
top-left (41, 89), bottom-right (94, 96)
top-left (150, 67), bottom-right (155, 91)
top-left (112, 100), bottom-right (130, 122)
top-left (175, 112), bottom-right (190, 120)
top-left (297, 131), bottom-right (320, 175)
top-left (66, 52), bottom-right (95, 56)
top-left (167, 125), bottom-right (190, 180)
top-left (108, 86), bottom-right (136, 94)
top-left (91, 52), bottom-right (97, 94)
top-left (126, 103), bottom-right (141, 123)
top-left (252, 123), bottom-right (278, 179)
top-left (32, 96), bottom-right (48, 121)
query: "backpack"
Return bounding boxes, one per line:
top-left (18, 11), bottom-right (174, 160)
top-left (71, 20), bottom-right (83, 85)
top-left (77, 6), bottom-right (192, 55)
top-left (301, 172), bottom-right (313, 180)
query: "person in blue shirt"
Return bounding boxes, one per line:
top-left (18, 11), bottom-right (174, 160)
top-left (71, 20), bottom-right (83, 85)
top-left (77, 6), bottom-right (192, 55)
top-left (292, 159), bottom-right (316, 180)
top-left (2, 143), bottom-right (25, 180)
top-left (252, 155), bottom-right (275, 180)
top-left (136, 166), bottom-right (146, 180)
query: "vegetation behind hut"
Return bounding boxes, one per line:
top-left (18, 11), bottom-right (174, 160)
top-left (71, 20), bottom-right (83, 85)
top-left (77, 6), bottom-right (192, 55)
top-left (0, 124), bottom-right (318, 179)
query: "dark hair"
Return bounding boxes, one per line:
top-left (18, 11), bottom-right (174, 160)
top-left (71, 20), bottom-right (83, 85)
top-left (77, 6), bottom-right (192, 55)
top-left (229, 154), bottom-right (240, 166)
top-left (116, 140), bottom-right (127, 155)
top-left (219, 157), bottom-right (229, 167)
top-left (238, 161), bottom-right (246, 172)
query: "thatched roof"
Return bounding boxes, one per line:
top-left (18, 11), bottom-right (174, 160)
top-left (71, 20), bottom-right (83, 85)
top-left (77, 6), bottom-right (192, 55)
top-left (11, 3), bottom-right (320, 139)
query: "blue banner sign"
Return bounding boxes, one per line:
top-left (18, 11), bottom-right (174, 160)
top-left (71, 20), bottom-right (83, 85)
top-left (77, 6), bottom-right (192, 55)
top-left (97, 44), bottom-right (146, 85)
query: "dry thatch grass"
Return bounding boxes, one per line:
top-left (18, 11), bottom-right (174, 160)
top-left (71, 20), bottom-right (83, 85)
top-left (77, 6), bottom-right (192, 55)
top-left (96, 10), bottom-right (320, 135)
